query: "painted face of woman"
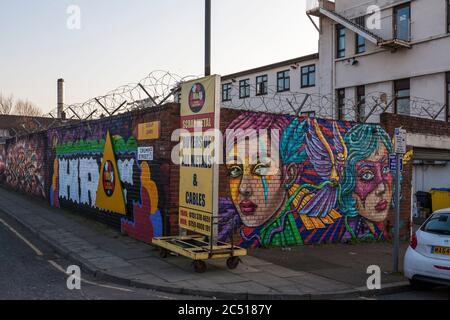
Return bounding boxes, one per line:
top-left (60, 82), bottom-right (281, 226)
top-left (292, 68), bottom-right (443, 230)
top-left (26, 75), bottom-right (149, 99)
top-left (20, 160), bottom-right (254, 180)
top-left (227, 138), bottom-right (285, 228)
top-left (353, 143), bottom-right (393, 223)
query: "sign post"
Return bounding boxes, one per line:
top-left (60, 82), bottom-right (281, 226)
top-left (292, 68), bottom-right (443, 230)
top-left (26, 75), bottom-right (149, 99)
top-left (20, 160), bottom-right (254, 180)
top-left (205, 0), bottom-right (211, 76)
top-left (179, 75), bottom-right (220, 240)
top-left (393, 128), bottom-right (407, 273)
top-left (151, 75), bottom-right (247, 272)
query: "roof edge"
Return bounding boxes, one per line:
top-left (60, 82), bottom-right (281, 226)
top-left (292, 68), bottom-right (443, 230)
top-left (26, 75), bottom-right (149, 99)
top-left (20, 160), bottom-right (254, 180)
top-left (221, 53), bottom-right (319, 81)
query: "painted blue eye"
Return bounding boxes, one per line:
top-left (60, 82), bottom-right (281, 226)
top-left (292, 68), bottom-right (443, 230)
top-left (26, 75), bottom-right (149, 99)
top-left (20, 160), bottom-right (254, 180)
top-left (253, 164), bottom-right (271, 176)
top-left (383, 166), bottom-right (391, 175)
top-left (228, 166), bottom-right (242, 178)
top-left (361, 171), bottom-right (375, 181)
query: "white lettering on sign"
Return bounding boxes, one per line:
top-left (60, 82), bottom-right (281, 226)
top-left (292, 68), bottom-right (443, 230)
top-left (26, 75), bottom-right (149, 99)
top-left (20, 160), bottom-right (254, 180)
top-left (138, 147), bottom-right (154, 161)
top-left (394, 128), bottom-right (407, 154)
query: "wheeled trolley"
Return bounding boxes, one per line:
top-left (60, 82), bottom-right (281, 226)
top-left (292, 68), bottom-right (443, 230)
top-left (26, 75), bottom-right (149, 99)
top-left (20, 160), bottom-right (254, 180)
top-left (152, 235), bottom-right (247, 273)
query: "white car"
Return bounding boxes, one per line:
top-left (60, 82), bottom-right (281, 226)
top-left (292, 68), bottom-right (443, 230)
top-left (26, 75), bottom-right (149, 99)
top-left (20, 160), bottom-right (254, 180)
top-left (404, 209), bottom-right (450, 289)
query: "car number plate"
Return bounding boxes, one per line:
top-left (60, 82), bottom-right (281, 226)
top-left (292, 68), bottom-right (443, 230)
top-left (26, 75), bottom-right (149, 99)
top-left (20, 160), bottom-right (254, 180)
top-left (433, 246), bottom-right (450, 256)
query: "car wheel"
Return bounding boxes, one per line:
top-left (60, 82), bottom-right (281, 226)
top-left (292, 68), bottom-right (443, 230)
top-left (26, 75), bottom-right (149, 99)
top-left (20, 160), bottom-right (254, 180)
top-left (409, 279), bottom-right (435, 291)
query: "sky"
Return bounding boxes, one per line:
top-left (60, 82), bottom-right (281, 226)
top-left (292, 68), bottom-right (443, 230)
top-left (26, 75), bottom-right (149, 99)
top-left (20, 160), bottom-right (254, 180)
top-left (0, 0), bottom-right (319, 114)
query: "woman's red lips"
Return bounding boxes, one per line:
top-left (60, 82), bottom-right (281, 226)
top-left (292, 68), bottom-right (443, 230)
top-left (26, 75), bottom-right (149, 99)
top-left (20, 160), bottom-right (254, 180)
top-left (375, 200), bottom-right (388, 212)
top-left (239, 200), bottom-right (258, 216)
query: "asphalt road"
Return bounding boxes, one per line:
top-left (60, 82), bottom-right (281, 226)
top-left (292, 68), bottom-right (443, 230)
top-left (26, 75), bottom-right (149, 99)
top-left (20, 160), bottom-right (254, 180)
top-left (357, 286), bottom-right (450, 300)
top-left (0, 210), bottom-right (205, 300)
top-left (1, 208), bottom-right (448, 301)
top-left (373, 288), bottom-right (449, 300)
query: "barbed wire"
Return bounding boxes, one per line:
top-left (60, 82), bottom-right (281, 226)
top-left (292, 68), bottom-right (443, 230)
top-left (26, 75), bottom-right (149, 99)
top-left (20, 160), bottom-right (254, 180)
top-left (46, 70), bottom-right (447, 124)
top-left (48, 71), bottom-right (199, 120)
top-left (221, 82), bottom-right (447, 123)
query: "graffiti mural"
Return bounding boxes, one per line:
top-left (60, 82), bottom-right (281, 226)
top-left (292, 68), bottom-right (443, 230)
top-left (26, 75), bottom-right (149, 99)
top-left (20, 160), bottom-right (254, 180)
top-left (4, 135), bottom-right (46, 198)
top-left (95, 131), bottom-right (127, 215)
top-left (0, 146), bottom-right (6, 183)
top-left (47, 117), bottom-right (165, 243)
top-left (121, 161), bottom-right (163, 243)
top-left (49, 134), bottom-right (138, 210)
top-left (219, 112), bottom-right (395, 248)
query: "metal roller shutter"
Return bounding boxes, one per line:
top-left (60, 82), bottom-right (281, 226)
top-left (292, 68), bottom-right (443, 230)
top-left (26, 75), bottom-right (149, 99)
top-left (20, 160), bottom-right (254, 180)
top-left (413, 148), bottom-right (450, 161)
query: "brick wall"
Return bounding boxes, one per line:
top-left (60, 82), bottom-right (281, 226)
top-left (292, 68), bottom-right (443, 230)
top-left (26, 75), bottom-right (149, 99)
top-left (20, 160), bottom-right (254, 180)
top-left (219, 110), bottom-right (404, 248)
top-left (380, 113), bottom-right (450, 136)
top-left (1, 104), bottom-right (180, 244)
top-left (0, 105), bottom-right (422, 249)
top-left (2, 132), bottom-right (48, 199)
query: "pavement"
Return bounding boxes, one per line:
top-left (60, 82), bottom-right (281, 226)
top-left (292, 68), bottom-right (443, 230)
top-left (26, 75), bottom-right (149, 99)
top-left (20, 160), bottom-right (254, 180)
top-left (251, 242), bottom-right (410, 287)
top-left (0, 186), bottom-right (411, 300)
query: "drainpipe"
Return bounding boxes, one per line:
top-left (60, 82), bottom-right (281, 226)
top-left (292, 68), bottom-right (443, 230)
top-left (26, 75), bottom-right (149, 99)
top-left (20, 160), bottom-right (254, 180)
top-left (332, 21), bottom-right (337, 120)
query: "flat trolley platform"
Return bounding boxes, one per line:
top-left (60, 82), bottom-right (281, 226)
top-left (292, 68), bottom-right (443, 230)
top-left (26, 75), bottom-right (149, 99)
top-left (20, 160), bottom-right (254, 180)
top-left (153, 235), bottom-right (247, 273)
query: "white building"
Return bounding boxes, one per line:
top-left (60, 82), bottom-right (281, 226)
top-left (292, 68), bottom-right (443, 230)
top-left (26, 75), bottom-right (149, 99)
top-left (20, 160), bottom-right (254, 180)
top-left (219, 0), bottom-right (450, 218)
top-left (308, 0), bottom-right (450, 123)
top-left (221, 54), bottom-right (321, 117)
top-left (307, 0), bottom-right (450, 211)
top-left (221, 0), bottom-right (450, 124)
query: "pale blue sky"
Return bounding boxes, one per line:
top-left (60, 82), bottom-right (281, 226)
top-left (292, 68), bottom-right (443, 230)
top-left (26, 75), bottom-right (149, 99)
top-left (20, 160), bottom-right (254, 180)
top-left (0, 0), bottom-right (319, 113)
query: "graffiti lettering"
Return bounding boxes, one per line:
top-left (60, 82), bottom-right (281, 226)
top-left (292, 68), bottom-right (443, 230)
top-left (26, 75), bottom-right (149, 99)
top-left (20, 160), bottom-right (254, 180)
top-left (4, 137), bottom-right (46, 198)
top-left (79, 158), bottom-right (99, 206)
top-left (59, 159), bottom-right (80, 203)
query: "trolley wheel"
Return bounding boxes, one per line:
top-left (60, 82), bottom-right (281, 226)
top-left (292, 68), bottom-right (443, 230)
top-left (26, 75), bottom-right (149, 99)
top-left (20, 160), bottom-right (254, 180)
top-left (193, 260), bottom-right (207, 273)
top-left (226, 257), bottom-right (240, 270)
top-left (159, 248), bottom-right (169, 259)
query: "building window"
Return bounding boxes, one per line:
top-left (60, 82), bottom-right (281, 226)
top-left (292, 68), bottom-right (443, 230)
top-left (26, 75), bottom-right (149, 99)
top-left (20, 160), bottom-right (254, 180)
top-left (337, 89), bottom-right (345, 120)
top-left (394, 3), bottom-right (411, 41)
top-left (301, 64), bottom-right (316, 88)
top-left (448, 0), bottom-right (450, 33)
top-left (222, 83), bottom-right (232, 102)
top-left (336, 24), bottom-right (346, 58)
top-left (355, 34), bottom-right (366, 54)
top-left (447, 72), bottom-right (450, 121)
top-left (256, 75), bottom-right (268, 96)
top-left (356, 85), bottom-right (366, 122)
top-left (354, 17), bottom-right (366, 54)
top-left (277, 70), bottom-right (290, 92)
top-left (394, 79), bottom-right (411, 115)
top-left (239, 79), bottom-right (250, 99)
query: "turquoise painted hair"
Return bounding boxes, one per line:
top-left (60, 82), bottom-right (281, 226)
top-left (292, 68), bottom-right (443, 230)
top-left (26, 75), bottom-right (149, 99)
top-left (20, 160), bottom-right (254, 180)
top-left (280, 118), bottom-right (308, 165)
top-left (340, 125), bottom-right (393, 217)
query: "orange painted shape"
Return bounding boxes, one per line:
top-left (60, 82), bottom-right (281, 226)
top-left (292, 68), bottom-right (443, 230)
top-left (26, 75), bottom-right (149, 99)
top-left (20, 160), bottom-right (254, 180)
top-left (52, 159), bottom-right (58, 191)
top-left (140, 162), bottom-right (159, 213)
top-left (300, 215), bottom-right (316, 231)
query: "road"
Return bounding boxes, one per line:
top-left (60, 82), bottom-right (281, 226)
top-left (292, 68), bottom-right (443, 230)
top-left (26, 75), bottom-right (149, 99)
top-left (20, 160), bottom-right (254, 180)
top-left (1, 209), bottom-right (448, 301)
top-left (0, 210), bottom-right (205, 300)
top-left (370, 288), bottom-right (449, 300)
top-left (357, 287), bottom-right (449, 300)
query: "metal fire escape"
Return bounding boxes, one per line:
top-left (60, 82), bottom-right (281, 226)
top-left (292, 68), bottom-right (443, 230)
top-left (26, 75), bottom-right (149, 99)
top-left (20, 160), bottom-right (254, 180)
top-left (307, 0), bottom-right (411, 50)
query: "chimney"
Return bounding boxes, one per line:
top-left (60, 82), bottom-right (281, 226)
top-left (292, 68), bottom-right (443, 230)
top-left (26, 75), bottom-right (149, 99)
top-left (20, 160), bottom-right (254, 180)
top-left (57, 79), bottom-right (64, 119)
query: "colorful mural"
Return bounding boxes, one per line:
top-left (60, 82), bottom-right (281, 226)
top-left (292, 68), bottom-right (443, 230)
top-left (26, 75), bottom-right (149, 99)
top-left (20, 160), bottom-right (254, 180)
top-left (48, 135), bottom-right (138, 210)
top-left (121, 161), bottom-right (163, 243)
top-left (95, 131), bottom-right (127, 215)
top-left (4, 135), bottom-right (46, 198)
top-left (219, 113), bottom-right (395, 248)
top-left (0, 147), bottom-right (6, 183)
top-left (47, 117), bottom-right (165, 243)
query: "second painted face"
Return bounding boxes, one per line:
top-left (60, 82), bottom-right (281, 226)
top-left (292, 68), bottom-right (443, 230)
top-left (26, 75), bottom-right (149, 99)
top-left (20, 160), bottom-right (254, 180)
top-left (352, 142), bottom-right (393, 223)
top-left (227, 139), bottom-right (285, 228)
